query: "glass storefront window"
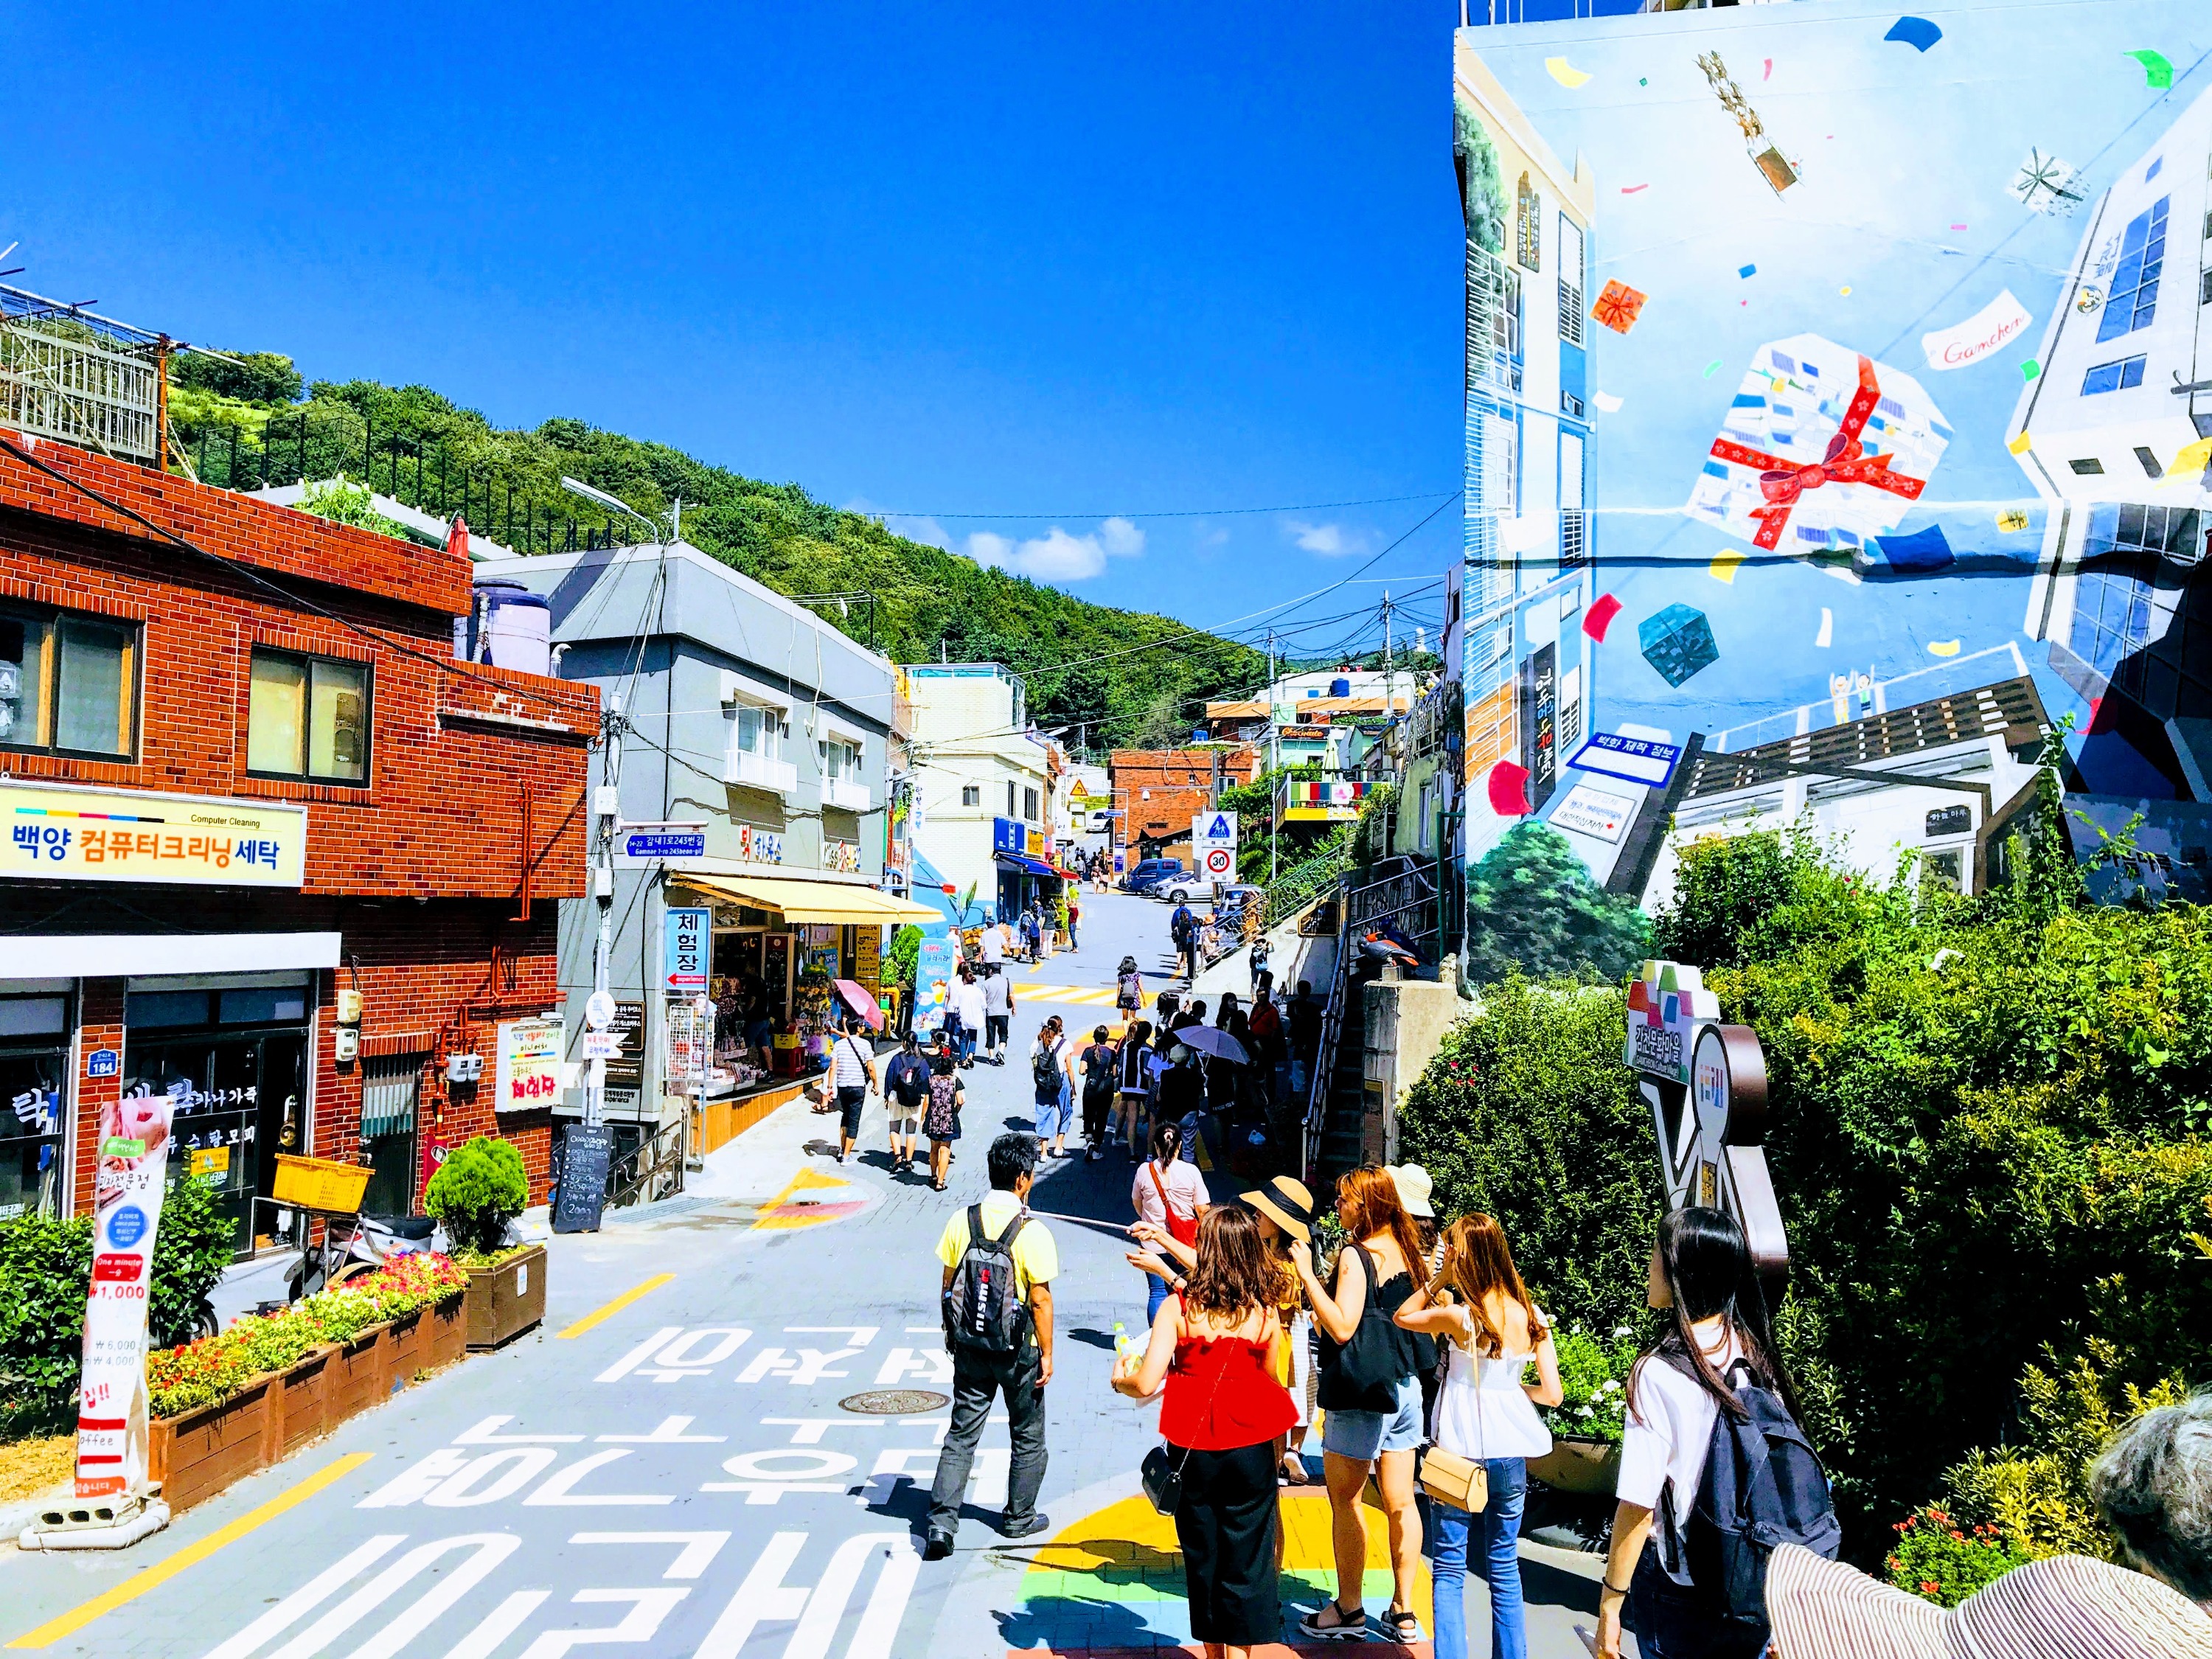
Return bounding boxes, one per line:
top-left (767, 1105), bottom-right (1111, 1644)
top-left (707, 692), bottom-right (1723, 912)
top-left (0, 1048), bottom-right (66, 1220)
top-left (125, 1032), bottom-right (305, 1257)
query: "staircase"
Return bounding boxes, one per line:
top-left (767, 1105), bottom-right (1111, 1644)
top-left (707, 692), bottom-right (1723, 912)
top-left (1310, 971), bottom-right (1369, 1190)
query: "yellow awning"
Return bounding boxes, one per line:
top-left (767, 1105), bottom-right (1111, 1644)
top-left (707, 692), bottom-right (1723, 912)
top-left (678, 872), bottom-right (941, 925)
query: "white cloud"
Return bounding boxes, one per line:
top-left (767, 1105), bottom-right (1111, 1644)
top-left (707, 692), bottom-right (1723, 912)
top-left (882, 515), bottom-right (1143, 583)
top-left (1286, 518), bottom-right (1368, 557)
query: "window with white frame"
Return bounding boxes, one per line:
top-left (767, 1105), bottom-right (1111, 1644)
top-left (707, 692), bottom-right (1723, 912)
top-left (818, 735), bottom-right (861, 783)
top-left (1023, 786), bottom-right (1039, 821)
top-left (961, 784), bottom-right (981, 807)
top-left (733, 704), bottom-right (786, 759)
top-left (1557, 215), bottom-right (1585, 347)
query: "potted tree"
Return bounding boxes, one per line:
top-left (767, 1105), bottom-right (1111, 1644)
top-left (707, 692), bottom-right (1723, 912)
top-left (424, 1136), bottom-right (543, 1348)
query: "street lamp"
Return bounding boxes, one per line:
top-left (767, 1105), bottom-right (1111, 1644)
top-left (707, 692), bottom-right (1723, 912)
top-left (560, 475), bottom-right (675, 545)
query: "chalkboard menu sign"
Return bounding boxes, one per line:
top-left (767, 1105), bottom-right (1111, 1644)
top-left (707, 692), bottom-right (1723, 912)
top-left (552, 1123), bottom-right (613, 1234)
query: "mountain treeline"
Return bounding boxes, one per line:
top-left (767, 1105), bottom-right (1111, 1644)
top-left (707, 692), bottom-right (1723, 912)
top-left (169, 351), bottom-right (1266, 751)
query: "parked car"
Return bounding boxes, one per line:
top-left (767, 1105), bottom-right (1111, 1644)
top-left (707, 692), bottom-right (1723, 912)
top-left (1161, 877), bottom-right (1261, 908)
top-left (1120, 858), bottom-right (1186, 894)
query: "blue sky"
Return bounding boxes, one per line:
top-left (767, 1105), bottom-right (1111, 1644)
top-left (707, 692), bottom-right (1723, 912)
top-left (1472, 0), bottom-right (2212, 751)
top-left (2, 1), bottom-right (1499, 641)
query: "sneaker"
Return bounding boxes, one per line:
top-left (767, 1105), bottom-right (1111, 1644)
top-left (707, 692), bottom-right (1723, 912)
top-left (998, 1512), bottom-right (1052, 1541)
top-left (922, 1531), bottom-right (955, 1562)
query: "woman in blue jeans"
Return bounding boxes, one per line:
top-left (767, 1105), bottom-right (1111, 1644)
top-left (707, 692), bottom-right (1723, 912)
top-left (1396, 1213), bottom-right (1562, 1659)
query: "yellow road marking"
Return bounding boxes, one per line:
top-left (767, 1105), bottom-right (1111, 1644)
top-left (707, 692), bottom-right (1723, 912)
top-left (557, 1273), bottom-right (678, 1339)
top-left (6, 1453), bottom-right (373, 1649)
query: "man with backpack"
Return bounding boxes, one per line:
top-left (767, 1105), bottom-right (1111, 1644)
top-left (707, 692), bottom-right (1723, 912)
top-left (926, 1133), bottom-right (1059, 1560)
top-left (1169, 902), bottom-right (1198, 984)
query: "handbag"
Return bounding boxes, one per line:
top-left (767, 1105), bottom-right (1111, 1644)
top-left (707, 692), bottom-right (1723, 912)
top-left (1316, 1245), bottom-right (1412, 1413)
top-left (1138, 1299), bottom-right (1241, 1517)
top-left (1416, 1313), bottom-right (1490, 1512)
top-left (1149, 1164), bottom-right (1200, 1248)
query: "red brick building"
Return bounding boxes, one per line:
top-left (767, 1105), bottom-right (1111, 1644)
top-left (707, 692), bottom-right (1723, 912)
top-left (0, 431), bottom-right (596, 1253)
top-left (1108, 746), bottom-right (1259, 867)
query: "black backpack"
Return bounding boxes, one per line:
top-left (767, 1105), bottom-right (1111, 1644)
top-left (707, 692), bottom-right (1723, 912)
top-left (1031, 1040), bottom-right (1062, 1093)
top-left (1660, 1355), bottom-right (1842, 1633)
top-left (1081, 1045), bottom-right (1116, 1105)
top-left (943, 1206), bottom-right (1032, 1356)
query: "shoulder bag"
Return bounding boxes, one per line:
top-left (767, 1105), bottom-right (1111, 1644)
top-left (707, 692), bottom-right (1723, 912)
top-left (1416, 1313), bottom-right (1489, 1512)
top-left (1140, 1302), bottom-right (1253, 1516)
top-left (1316, 1245), bottom-right (1414, 1413)
top-left (1148, 1162), bottom-right (1200, 1248)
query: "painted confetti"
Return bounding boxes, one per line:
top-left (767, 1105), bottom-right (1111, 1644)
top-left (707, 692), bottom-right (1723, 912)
top-left (2127, 49), bottom-right (2174, 88)
top-left (1704, 360), bottom-right (1723, 378)
top-left (1621, 184), bottom-right (1649, 194)
top-left (1815, 608), bottom-right (1834, 648)
top-left (1885, 15), bottom-right (1943, 52)
top-left (1546, 56), bottom-right (1593, 88)
top-left (1763, 59), bottom-right (1773, 80)
top-left (1710, 549), bottom-right (1745, 584)
top-left (1594, 391), bottom-right (1625, 413)
top-left (1927, 639), bottom-right (1962, 657)
top-left (2021, 359), bottom-right (2041, 381)
top-left (1739, 264), bottom-right (1758, 279)
top-left (1995, 509), bottom-right (2030, 532)
top-left (2008, 431), bottom-right (2034, 456)
top-left (1583, 593), bottom-right (1624, 642)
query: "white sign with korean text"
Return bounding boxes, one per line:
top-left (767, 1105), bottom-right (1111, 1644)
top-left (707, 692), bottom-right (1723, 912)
top-left (2, 781), bottom-right (307, 887)
top-left (1549, 782), bottom-right (1636, 844)
top-left (75, 1091), bottom-right (175, 1500)
top-left (495, 1019), bottom-right (564, 1113)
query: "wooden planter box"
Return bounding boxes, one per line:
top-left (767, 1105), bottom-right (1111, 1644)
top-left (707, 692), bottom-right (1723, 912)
top-left (328, 1322), bottom-right (394, 1422)
top-left (465, 1245), bottom-right (546, 1349)
top-left (150, 1377), bottom-right (272, 1512)
top-left (1529, 1435), bottom-right (1624, 1495)
top-left (427, 1289), bottom-right (467, 1368)
top-left (386, 1309), bottom-right (426, 1388)
top-left (264, 1345), bottom-right (337, 1463)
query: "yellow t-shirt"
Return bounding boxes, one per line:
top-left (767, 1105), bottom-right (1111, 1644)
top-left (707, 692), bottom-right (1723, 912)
top-left (936, 1190), bottom-right (1059, 1298)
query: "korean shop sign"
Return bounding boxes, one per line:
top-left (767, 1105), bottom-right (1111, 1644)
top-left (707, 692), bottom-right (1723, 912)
top-left (664, 907), bottom-right (711, 992)
top-left (1, 781), bottom-right (307, 887)
top-left (495, 1018), bottom-right (564, 1113)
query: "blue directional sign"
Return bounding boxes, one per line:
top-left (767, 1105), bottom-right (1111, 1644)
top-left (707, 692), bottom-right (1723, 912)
top-left (625, 830), bottom-right (707, 860)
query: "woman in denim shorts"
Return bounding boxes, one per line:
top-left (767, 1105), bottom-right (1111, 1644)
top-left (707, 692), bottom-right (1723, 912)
top-left (1290, 1166), bottom-right (1430, 1645)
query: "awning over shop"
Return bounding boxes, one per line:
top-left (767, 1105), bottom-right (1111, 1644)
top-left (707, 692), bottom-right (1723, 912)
top-left (678, 872), bottom-right (940, 925)
top-left (0, 931), bottom-right (342, 981)
top-left (833, 978), bottom-right (885, 1031)
top-left (994, 852), bottom-right (1058, 879)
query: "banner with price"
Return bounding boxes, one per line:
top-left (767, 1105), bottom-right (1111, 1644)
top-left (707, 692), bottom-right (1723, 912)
top-left (76, 1090), bottom-right (176, 1500)
top-left (495, 1018), bottom-right (564, 1113)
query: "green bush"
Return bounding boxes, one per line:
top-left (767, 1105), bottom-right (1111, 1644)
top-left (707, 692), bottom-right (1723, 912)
top-left (423, 1136), bottom-right (529, 1253)
top-left (1404, 809), bottom-right (2212, 1557)
top-left (1396, 975), bottom-right (1660, 1336)
top-left (1884, 1505), bottom-right (2029, 1605)
top-left (0, 1174), bottom-right (237, 1437)
top-left (1462, 823), bottom-right (1649, 986)
top-left (1545, 1324), bottom-right (1639, 1444)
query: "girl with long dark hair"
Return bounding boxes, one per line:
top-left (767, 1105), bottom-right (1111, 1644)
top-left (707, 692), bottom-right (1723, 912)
top-left (1131, 1119), bottom-right (1208, 1324)
top-left (920, 1038), bottom-right (964, 1192)
top-left (1397, 1214), bottom-right (1562, 1659)
top-left (1113, 1206), bottom-right (1297, 1659)
top-left (1593, 1206), bottom-right (1797, 1659)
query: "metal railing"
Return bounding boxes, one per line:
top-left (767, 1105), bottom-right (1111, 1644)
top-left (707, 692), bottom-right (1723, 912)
top-left (1262, 837), bottom-right (1352, 930)
top-left (608, 1118), bottom-right (686, 1209)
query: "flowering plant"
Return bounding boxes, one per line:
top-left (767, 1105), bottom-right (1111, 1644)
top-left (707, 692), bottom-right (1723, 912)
top-left (1542, 1324), bottom-right (1639, 1444)
top-left (1883, 1505), bottom-right (2028, 1606)
top-left (146, 1253), bottom-right (466, 1419)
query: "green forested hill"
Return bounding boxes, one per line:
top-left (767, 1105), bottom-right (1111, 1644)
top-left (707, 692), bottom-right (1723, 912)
top-left (169, 352), bottom-right (1264, 748)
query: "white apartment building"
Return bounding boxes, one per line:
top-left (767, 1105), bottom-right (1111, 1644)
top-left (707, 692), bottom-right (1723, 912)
top-left (2010, 82), bottom-right (2212, 799)
top-left (905, 661), bottom-right (1052, 919)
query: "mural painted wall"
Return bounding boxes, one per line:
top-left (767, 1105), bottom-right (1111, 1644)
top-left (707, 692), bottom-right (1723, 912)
top-left (1454, 0), bottom-right (2212, 966)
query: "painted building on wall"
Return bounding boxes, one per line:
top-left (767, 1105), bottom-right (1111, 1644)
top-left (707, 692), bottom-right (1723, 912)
top-left (1441, 0), bottom-right (2212, 971)
top-left (1454, 37), bottom-right (1601, 868)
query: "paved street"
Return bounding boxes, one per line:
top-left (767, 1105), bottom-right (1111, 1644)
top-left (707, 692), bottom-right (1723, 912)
top-left (3, 894), bottom-right (1599, 1658)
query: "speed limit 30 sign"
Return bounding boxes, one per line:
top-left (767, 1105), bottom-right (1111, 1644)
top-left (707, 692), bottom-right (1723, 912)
top-left (1203, 847), bottom-right (1234, 875)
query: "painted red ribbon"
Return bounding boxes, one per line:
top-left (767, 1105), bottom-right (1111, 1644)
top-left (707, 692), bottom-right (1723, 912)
top-left (1706, 354), bottom-right (1926, 550)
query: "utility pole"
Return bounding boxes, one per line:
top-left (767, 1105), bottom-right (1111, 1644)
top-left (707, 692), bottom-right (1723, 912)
top-left (1266, 629), bottom-right (1279, 882)
top-left (587, 693), bottom-right (625, 1127)
top-left (1381, 595), bottom-right (1397, 855)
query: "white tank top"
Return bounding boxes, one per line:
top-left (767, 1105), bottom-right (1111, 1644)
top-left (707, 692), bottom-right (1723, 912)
top-left (1434, 1307), bottom-right (1554, 1462)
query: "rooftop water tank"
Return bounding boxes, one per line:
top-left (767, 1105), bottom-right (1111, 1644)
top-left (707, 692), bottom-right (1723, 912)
top-left (1329, 676), bottom-right (1352, 698)
top-left (472, 579), bottom-right (552, 676)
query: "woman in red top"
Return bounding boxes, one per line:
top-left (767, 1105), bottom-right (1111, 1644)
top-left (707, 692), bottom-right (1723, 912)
top-left (1113, 1206), bottom-right (1298, 1658)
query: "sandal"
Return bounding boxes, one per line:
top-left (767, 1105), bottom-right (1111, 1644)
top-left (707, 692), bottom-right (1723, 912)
top-left (1382, 1607), bottom-right (1423, 1644)
top-left (1279, 1452), bottom-right (1309, 1485)
top-left (1297, 1602), bottom-right (1367, 1641)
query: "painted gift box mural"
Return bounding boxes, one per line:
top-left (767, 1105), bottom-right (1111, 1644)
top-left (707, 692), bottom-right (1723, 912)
top-left (1448, 0), bottom-right (2212, 970)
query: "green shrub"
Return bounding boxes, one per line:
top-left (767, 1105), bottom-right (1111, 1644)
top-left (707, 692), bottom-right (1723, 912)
top-left (423, 1136), bottom-right (529, 1253)
top-left (1396, 975), bottom-right (1660, 1336)
top-left (1408, 813), bottom-right (2212, 1557)
top-left (1461, 823), bottom-right (1650, 987)
top-left (1544, 1324), bottom-right (1639, 1444)
top-left (1884, 1506), bottom-right (2029, 1605)
top-left (0, 1175), bottom-right (238, 1436)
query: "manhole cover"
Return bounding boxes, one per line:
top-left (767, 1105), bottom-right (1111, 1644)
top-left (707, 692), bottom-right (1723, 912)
top-left (840, 1389), bottom-right (949, 1415)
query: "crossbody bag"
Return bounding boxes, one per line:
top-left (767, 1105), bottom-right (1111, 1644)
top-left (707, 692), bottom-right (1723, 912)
top-left (1416, 1310), bottom-right (1490, 1512)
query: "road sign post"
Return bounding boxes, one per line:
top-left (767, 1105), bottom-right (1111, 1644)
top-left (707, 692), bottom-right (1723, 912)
top-left (1192, 810), bottom-right (1239, 897)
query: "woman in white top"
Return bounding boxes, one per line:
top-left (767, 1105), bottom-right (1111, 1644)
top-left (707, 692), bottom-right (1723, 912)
top-left (1594, 1206), bottom-right (1795, 1659)
top-left (1130, 1121), bottom-right (1208, 1325)
top-left (1396, 1214), bottom-right (1562, 1659)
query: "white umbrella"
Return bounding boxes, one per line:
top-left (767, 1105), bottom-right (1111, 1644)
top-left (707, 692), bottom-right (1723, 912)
top-left (1177, 1026), bottom-right (1250, 1065)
